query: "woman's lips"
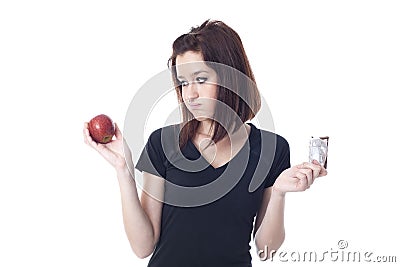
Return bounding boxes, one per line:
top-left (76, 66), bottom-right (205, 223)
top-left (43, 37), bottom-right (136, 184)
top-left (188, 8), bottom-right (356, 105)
top-left (188, 103), bottom-right (202, 109)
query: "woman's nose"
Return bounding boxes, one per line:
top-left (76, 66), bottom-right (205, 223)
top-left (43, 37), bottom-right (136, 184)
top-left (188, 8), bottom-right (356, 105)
top-left (186, 82), bottom-right (199, 99)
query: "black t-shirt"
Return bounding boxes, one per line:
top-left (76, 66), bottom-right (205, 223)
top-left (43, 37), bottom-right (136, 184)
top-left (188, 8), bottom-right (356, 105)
top-left (135, 122), bottom-right (290, 267)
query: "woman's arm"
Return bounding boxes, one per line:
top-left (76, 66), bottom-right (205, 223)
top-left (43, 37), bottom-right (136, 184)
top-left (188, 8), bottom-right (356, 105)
top-left (116, 167), bottom-right (164, 258)
top-left (254, 161), bottom-right (327, 260)
top-left (253, 187), bottom-right (285, 260)
top-left (83, 122), bottom-right (163, 259)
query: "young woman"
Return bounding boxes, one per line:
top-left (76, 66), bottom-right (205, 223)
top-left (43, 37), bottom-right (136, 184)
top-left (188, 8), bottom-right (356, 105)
top-left (83, 20), bottom-right (327, 267)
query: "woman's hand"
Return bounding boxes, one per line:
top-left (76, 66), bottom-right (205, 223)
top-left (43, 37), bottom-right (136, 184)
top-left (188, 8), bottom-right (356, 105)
top-left (83, 122), bottom-right (132, 170)
top-left (272, 160), bottom-right (328, 196)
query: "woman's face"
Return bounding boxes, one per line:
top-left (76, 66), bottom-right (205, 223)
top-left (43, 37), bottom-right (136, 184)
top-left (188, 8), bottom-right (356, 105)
top-left (175, 51), bottom-right (218, 122)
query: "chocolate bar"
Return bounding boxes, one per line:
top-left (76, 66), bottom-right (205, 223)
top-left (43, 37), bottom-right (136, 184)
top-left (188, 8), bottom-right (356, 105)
top-left (309, 136), bottom-right (329, 169)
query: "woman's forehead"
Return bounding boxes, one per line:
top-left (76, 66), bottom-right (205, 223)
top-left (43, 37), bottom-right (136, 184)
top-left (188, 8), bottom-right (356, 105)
top-left (176, 51), bottom-right (203, 63)
top-left (176, 63), bottom-right (216, 80)
top-left (176, 52), bottom-right (206, 75)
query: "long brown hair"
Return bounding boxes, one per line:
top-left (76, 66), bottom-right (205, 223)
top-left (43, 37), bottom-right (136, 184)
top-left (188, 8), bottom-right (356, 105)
top-left (168, 20), bottom-right (261, 149)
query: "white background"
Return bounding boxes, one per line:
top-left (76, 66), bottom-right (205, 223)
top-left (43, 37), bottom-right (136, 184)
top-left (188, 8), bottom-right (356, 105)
top-left (1, 0), bottom-right (399, 266)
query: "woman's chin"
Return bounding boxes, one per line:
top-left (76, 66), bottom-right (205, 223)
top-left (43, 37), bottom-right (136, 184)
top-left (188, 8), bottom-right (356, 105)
top-left (194, 116), bottom-right (207, 121)
top-left (192, 116), bottom-right (211, 122)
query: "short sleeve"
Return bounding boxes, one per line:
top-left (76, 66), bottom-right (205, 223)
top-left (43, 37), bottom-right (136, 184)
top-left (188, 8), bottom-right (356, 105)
top-left (264, 135), bottom-right (291, 188)
top-left (135, 129), bottom-right (167, 179)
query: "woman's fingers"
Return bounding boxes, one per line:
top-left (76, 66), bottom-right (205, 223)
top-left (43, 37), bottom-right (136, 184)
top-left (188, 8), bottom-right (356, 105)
top-left (297, 168), bottom-right (314, 187)
top-left (83, 121), bottom-right (126, 168)
top-left (292, 160), bottom-right (328, 191)
top-left (312, 159), bottom-right (328, 177)
top-left (83, 122), bottom-right (95, 146)
top-left (114, 122), bottom-right (122, 140)
top-left (83, 122), bottom-right (105, 150)
top-left (297, 161), bottom-right (322, 179)
top-left (83, 122), bottom-right (89, 144)
top-left (294, 171), bottom-right (309, 191)
top-left (275, 161), bottom-right (329, 194)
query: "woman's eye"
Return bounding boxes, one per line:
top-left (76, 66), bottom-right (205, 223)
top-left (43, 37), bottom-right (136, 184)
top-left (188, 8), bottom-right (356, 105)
top-left (196, 77), bottom-right (208, 84)
top-left (180, 81), bottom-right (189, 87)
top-left (179, 77), bottom-right (207, 87)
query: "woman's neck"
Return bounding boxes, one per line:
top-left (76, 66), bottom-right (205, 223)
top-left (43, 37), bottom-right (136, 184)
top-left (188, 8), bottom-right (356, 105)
top-left (195, 120), bottom-right (250, 143)
top-left (196, 119), bottom-right (214, 136)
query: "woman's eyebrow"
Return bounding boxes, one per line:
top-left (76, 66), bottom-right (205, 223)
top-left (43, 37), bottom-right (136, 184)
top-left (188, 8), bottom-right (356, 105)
top-left (177, 70), bottom-right (209, 79)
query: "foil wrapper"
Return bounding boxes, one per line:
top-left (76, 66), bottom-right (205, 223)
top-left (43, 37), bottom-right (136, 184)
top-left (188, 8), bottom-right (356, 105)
top-left (309, 136), bottom-right (329, 169)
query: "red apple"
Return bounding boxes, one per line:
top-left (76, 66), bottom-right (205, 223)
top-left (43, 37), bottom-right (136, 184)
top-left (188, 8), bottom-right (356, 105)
top-left (88, 114), bottom-right (115, 144)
